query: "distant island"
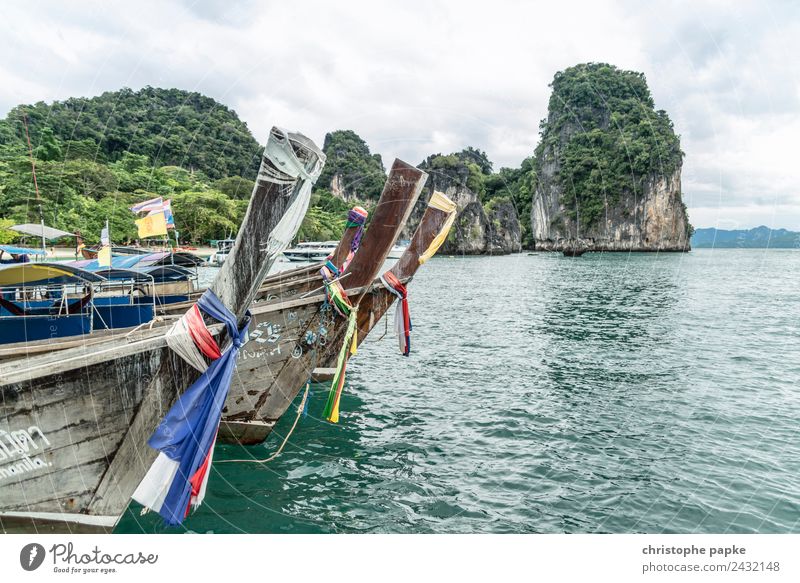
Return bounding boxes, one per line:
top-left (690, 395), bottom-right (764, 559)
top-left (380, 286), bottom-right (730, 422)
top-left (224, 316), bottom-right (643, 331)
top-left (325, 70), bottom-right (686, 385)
top-left (531, 63), bottom-right (691, 253)
top-left (691, 226), bottom-right (800, 248)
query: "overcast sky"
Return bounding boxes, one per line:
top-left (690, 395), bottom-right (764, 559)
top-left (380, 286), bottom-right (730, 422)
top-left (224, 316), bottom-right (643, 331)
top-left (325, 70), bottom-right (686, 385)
top-left (1, 0), bottom-right (798, 229)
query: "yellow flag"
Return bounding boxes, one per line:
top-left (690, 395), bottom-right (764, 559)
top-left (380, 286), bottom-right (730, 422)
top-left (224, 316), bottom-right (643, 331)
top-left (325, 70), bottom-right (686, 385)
top-left (97, 245), bottom-right (112, 267)
top-left (135, 212), bottom-right (168, 238)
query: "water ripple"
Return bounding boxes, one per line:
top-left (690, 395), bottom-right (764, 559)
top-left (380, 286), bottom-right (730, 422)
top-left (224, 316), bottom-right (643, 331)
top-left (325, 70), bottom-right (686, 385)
top-left (117, 250), bottom-right (800, 533)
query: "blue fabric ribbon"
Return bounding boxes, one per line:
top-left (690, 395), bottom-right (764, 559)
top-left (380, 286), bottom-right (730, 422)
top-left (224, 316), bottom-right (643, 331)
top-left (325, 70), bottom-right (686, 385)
top-left (147, 289), bottom-right (250, 526)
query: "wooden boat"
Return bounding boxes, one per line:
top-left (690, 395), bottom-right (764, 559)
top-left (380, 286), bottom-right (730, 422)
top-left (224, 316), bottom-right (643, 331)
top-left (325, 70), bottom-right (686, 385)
top-left (0, 245), bottom-right (46, 264)
top-left (282, 241), bottom-right (339, 262)
top-left (320, 192), bottom-right (456, 361)
top-left (218, 163), bottom-right (440, 444)
top-left (224, 191), bottom-right (455, 444)
top-left (210, 239), bottom-right (235, 265)
top-left (0, 264), bottom-right (106, 343)
top-left (0, 126), bottom-right (325, 533)
top-left (0, 264), bottom-right (164, 342)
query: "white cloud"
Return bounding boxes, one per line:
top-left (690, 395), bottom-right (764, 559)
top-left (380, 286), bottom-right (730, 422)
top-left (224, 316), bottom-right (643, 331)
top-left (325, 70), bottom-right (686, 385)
top-left (0, 0), bottom-right (797, 228)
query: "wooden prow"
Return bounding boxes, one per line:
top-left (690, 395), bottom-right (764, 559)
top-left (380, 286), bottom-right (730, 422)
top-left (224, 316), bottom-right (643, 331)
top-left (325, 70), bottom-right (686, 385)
top-left (219, 160), bottom-right (428, 436)
top-left (340, 159), bottom-right (427, 297)
top-left (0, 127), bottom-right (325, 532)
top-left (211, 128), bottom-right (324, 322)
top-left (388, 196), bottom-right (454, 281)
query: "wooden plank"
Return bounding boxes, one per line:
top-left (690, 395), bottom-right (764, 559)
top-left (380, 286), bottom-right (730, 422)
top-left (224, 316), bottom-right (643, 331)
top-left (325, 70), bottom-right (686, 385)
top-left (311, 368), bottom-right (336, 382)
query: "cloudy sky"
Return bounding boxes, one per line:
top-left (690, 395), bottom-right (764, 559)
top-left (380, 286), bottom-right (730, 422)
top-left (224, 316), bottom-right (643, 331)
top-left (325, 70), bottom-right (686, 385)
top-left (1, 0), bottom-right (798, 229)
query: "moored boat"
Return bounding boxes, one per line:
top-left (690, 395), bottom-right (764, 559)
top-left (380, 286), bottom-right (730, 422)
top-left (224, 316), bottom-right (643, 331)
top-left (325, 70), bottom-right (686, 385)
top-left (211, 239), bottom-right (235, 265)
top-left (223, 191), bottom-right (455, 445)
top-left (282, 240), bottom-right (339, 262)
top-left (387, 240), bottom-right (410, 259)
top-left (0, 245), bottom-right (46, 264)
top-left (0, 126), bottom-right (325, 533)
top-left (218, 160), bottom-right (430, 443)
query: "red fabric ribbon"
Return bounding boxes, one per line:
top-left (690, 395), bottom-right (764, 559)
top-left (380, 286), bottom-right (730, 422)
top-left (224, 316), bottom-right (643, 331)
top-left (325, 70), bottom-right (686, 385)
top-left (382, 271), bottom-right (411, 356)
top-left (185, 304), bottom-right (221, 360)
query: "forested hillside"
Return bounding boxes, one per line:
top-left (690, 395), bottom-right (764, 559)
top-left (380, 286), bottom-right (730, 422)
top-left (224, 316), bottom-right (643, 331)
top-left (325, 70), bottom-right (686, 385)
top-left (0, 88), bottom-right (330, 244)
top-left (0, 87), bottom-right (537, 249)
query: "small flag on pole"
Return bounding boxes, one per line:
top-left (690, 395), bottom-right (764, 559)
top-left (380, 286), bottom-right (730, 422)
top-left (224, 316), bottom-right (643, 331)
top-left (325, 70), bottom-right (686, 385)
top-left (149, 199), bottom-right (175, 230)
top-left (131, 197), bottom-right (164, 214)
top-left (136, 212), bottom-right (168, 238)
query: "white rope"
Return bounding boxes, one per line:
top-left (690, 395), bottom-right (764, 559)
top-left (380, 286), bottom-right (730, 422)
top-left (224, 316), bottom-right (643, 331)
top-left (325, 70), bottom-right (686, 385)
top-left (218, 383), bottom-right (311, 465)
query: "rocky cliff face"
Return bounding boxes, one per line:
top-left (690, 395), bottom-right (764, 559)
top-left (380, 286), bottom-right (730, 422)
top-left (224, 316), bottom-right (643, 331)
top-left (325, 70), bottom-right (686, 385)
top-left (402, 156), bottom-right (522, 255)
top-left (486, 199), bottom-right (523, 254)
top-left (531, 164), bottom-right (690, 252)
top-left (531, 63), bottom-right (691, 252)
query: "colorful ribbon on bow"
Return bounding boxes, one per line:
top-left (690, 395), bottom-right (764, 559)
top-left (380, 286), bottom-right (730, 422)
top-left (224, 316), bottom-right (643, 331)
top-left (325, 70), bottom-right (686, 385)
top-left (340, 206), bottom-right (368, 270)
top-left (380, 271), bottom-right (411, 356)
top-left (419, 191), bottom-right (457, 265)
top-left (321, 279), bottom-right (358, 423)
top-left (133, 290), bottom-right (250, 526)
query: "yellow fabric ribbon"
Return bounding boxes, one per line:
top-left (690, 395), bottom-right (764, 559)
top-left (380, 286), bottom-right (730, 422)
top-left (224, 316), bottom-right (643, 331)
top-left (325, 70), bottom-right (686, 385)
top-left (419, 191), bottom-right (457, 265)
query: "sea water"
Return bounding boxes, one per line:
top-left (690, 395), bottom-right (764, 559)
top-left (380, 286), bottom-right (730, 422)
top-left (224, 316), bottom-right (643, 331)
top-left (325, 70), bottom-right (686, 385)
top-left (116, 249), bottom-right (800, 533)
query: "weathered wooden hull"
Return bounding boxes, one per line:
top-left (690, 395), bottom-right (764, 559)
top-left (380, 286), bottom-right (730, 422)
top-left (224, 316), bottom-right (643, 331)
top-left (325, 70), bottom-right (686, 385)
top-left (0, 127), bottom-right (325, 533)
top-left (219, 160), bottom-right (427, 434)
top-left (219, 173), bottom-right (452, 446)
top-left (248, 196), bottom-right (454, 442)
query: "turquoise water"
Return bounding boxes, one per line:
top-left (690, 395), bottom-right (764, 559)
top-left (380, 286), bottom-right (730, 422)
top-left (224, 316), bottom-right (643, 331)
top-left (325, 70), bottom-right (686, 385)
top-left (117, 249), bottom-right (800, 533)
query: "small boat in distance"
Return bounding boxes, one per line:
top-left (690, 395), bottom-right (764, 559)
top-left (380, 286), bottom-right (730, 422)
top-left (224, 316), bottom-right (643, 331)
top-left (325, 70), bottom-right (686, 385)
top-left (283, 240), bottom-right (338, 262)
top-left (387, 239), bottom-right (410, 259)
top-left (211, 239), bottom-right (235, 265)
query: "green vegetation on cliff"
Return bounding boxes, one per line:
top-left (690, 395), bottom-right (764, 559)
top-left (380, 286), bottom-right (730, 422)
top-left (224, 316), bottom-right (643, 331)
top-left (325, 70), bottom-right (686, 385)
top-left (421, 148), bottom-right (533, 247)
top-left (535, 63), bottom-right (684, 230)
top-left (0, 89), bottom-right (362, 245)
top-left (318, 130), bottom-right (386, 201)
top-left (484, 157), bottom-right (536, 248)
top-left (4, 87), bottom-right (262, 180)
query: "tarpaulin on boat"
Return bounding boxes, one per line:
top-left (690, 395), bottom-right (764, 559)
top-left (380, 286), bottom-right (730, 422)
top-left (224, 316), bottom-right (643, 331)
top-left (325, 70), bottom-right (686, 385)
top-left (0, 263), bottom-right (106, 287)
top-left (8, 223), bottom-right (76, 240)
top-left (138, 265), bottom-right (194, 282)
top-left (90, 267), bottom-right (155, 282)
top-left (69, 252), bottom-right (170, 271)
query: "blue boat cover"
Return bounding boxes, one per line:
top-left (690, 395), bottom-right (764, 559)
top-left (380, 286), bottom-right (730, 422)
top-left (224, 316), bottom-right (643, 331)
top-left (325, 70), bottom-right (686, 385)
top-left (0, 245), bottom-right (47, 256)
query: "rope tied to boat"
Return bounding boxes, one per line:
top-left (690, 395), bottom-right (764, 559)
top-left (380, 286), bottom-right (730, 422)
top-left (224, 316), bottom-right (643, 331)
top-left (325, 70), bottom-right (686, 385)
top-left (418, 191), bottom-right (457, 265)
top-left (321, 278), bottom-right (358, 424)
top-left (320, 260), bottom-right (339, 282)
top-left (380, 271), bottom-right (411, 356)
top-left (133, 289), bottom-right (251, 526)
top-left (217, 382), bottom-right (311, 466)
